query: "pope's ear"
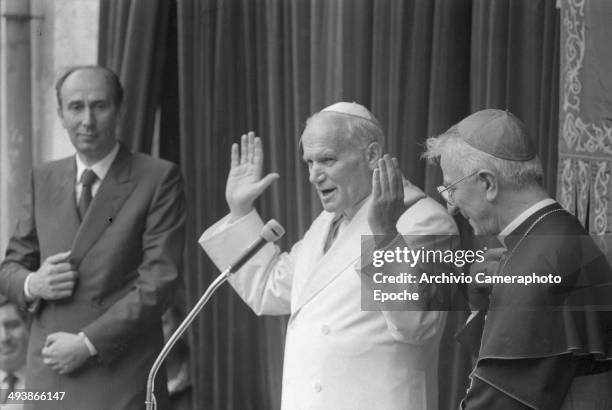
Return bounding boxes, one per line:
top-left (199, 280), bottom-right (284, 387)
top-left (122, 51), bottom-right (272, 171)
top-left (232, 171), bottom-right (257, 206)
top-left (366, 142), bottom-right (382, 170)
top-left (479, 170), bottom-right (499, 201)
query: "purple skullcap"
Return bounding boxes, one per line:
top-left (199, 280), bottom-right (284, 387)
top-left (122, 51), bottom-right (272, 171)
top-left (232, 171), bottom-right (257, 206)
top-left (320, 102), bottom-right (378, 124)
top-left (454, 109), bottom-right (536, 161)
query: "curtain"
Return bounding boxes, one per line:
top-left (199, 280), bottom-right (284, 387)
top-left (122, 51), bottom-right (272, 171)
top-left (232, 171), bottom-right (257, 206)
top-left (98, 0), bottom-right (171, 154)
top-left (171, 1), bottom-right (561, 409)
top-left (470, 0), bottom-right (560, 195)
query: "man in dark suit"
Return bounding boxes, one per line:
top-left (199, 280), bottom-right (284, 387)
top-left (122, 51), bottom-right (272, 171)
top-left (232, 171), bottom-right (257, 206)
top-left (0, 66), bottom-right (185, 409)
top-left (424, 109), bottom-right (612, 409)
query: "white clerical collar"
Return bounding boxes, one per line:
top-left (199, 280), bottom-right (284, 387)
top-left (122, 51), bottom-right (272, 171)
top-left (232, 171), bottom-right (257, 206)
top-left (75, 142), bottom-right (120, 184)
top-left (498, 198), bottom-right (556, 247)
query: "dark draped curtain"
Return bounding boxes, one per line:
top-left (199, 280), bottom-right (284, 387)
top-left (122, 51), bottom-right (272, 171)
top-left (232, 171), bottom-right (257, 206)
top-left (96, 0), bottom-right (560, 409)
top-left (470, 0), bottom-right (560, 194)
top-left (98, 0), bottom-right (172, 154)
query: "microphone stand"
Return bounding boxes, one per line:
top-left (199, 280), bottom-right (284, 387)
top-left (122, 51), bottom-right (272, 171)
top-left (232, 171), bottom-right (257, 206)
top-left (145, 219), bottom-right (284, 409)
top-left (145, 268), bottom-right (230, 410)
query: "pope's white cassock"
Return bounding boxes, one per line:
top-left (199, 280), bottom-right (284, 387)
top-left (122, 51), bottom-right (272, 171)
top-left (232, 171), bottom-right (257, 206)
top-left (199, 189), bottom-right (457, 410)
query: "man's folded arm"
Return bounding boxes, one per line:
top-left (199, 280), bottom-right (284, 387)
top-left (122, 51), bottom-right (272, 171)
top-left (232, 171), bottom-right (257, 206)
top-left (81, 164), bottom-right (186, 364)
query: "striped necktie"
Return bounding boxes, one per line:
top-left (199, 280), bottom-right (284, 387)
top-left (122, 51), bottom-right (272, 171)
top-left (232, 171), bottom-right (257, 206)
top-left (78, 169), bottom-right (98, 221)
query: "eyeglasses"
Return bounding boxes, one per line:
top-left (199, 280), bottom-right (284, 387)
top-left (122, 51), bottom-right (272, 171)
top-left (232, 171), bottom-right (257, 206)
top-left (437, 171), bottom-right (479, 205)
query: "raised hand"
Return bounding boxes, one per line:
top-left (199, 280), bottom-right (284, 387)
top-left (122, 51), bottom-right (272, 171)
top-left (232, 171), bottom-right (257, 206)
top-left (368, 155), bottom-right (426, 236)
top-left (226, 131), bottom-right (279, 220)
top-left (368, 155), bottom-right (405, 235)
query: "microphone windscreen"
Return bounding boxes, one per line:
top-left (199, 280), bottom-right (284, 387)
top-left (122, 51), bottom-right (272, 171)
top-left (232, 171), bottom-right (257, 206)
top-left (261, 219), bottom-right (285, 243)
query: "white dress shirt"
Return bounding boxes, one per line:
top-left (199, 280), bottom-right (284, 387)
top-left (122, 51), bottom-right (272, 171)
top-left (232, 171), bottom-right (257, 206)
top-left (75, 143), bottom-right (120, 201)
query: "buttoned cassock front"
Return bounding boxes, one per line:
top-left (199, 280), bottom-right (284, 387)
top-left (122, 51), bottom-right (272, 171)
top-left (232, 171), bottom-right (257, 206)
top-left (200, 194), bottom-right (457, 410)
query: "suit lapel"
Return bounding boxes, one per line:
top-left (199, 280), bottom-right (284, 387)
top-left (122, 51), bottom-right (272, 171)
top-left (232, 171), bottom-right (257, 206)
top-left (47, 158), bottom-right (81, 241)
top-left (293, 198), bottom-right (371, 312)
top-left (70, 145), bottom-right (136, 265)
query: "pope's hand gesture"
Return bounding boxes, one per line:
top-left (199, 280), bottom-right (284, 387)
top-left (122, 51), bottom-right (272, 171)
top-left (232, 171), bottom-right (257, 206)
top-left (226, 132), bottom-right (279, 220)
top-left (368, 155), bottom-right (425, 236)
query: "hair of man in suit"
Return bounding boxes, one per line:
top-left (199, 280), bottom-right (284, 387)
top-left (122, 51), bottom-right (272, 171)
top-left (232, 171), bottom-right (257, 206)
top-left (55, 65), bottom-right (124, 109)
top-left (56, 65), bottom-right (124, 165)
top-left (0, 297), bottom-right (29, 373)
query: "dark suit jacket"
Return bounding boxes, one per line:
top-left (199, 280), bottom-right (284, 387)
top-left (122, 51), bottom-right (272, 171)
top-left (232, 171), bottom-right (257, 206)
top-left (0, 145), bottom-right (186, 410)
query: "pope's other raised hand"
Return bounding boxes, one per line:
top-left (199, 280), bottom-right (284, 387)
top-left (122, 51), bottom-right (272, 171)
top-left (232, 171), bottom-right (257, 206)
top-left (368, 154), bottom-right (425, 236)
top-left (226, 132), bottom-right (279, 220)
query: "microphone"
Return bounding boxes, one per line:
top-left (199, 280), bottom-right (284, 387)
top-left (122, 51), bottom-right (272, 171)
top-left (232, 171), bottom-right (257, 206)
top-left (227, 219), bottom-right (285, 274)
top-left (146, 219), bottom-right (285, 410)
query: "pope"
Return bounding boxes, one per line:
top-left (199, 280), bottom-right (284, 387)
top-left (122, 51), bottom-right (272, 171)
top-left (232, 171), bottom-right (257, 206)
top-left (199, 102), bottom-right (458, 409)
